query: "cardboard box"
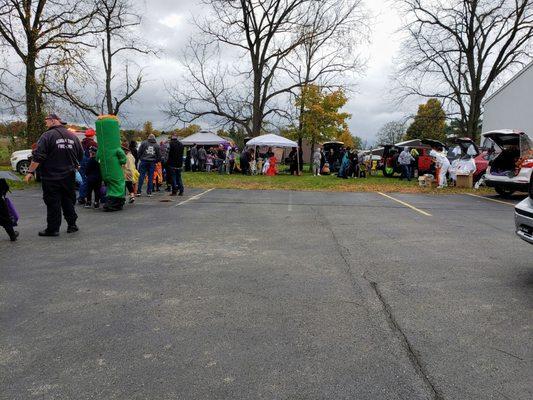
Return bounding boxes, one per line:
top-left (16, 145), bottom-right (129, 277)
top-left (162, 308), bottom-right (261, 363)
top-left (456, 174), bottom-right (473, 188)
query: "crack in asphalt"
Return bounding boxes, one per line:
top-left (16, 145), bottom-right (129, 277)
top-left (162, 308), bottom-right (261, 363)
top-left (370, 281), bottom-right (444, 400)
top-left (312, 205), bottom-right (444, 400)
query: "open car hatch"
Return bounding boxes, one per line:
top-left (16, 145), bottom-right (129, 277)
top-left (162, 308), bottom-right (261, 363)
top-left (421, 138), bottom-right (447, 149)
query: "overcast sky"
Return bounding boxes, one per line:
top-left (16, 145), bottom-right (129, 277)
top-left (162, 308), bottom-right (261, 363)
top-left (108, 0), bottom-right (415, 143)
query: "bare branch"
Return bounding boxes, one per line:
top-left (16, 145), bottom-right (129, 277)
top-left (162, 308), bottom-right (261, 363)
top-left (395, 0), bottom-right (533, 139)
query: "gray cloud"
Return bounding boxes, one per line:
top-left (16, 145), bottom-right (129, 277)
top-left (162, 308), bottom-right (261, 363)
top-left (2, 0), bottom-right (416, 144)
top-left (123, 0), bottom-right (415, 143)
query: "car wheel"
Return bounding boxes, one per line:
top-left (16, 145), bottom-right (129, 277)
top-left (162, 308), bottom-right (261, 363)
top-left (17, 160), bottom-right (30, 175)
top-left (495, 187), bottom-right (515, 198)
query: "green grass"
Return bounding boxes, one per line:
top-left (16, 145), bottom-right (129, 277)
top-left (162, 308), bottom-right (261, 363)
top-left (1, 164), bottom-right (494, 195)
top-left (183, 170), bottom-right (494, 194)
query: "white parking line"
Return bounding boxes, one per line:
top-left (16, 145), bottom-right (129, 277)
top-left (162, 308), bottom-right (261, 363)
top-left (175, 188), bottom-right (214, 207)
top-left (377, 192), bottom-right (432, 217)
top-left (465, 193), bottom-right (515, 206)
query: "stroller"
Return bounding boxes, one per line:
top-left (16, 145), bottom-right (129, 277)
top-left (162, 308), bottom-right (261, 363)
top-left (0, 173), bottom-right (20, 241)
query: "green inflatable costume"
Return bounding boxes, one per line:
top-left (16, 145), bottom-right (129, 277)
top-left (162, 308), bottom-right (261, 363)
top-left (95, 115), bottom-right (127, 211)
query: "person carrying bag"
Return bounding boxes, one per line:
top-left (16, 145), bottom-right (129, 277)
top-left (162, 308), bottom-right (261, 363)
top-left (0, 177), bottom-right (19, 241)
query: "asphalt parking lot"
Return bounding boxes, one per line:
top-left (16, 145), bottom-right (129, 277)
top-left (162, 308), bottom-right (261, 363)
top-left (1, 188), bottom-right (531, 400)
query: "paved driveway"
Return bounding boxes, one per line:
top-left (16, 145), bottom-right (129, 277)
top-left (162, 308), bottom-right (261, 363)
top-left (1, 189), bottom-right (531, 400)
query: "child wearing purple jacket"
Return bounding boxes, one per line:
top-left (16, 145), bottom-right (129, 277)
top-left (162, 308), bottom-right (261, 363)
top-left (0, 178), bottom-right (18, 241)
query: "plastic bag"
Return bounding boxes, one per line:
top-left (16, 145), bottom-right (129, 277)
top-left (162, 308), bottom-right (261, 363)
top-left (5, 197), bottom-right (19, 226)
top-left (75, 170), bottom-right (83, 185)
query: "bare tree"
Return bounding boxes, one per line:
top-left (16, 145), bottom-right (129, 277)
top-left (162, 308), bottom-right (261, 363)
top-left (47, 0), bottom-right (151, 120)
top-left (167, 0), bottom-right (320, 137)
top-left (395, 0), bottom-right (533, 139)
top-left (0, 0), bottom-right (97, 144)
top-left (375, 120), bottom-right (406, 145)
top-left (283, 0), bottom-right (368, 145)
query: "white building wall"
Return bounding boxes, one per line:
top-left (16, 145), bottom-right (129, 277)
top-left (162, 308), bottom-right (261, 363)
top-left (483, 63), bottom-right (533, 135)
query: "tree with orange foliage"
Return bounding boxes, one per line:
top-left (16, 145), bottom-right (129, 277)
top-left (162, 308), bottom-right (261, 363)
top-left (296, 84), bottom-right (351, 166)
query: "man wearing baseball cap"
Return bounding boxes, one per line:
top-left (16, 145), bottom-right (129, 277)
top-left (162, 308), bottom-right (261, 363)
top-left (25, 113), bottom-right (83, 236)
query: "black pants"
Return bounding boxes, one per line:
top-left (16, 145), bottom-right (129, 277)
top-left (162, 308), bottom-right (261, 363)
top-left (164, 163), bottom-right (172, 187)
top-left (241, 161), bottom-right (249, 175)
top-left (87, 180), bottom-right (101, 204)
top-left (125, 181), bottom-right (134, 194)
top-left (170, 167), bottom-right (184, 194)
top-left (42, 174), bottom-right (77, 232)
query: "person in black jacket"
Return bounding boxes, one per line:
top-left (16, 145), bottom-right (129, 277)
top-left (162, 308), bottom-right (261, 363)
top-left (288, 148), bottom-right (298, 175)
top-left (25, 113), bottom-right (83, 237)
top-left (137, 134), bottom-right (161, 196)
top-left (166, 135), bottom-right (185, 196)
top-left (240, 148), bottom-right (250, 175)
top-left (84, 146), bottom-right (102, 208)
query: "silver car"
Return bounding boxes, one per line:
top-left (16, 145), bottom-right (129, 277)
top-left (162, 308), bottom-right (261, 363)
top-left (515, 173), bottom-right (533, 244)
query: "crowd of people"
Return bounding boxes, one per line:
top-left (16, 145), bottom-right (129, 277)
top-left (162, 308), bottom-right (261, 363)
top-left (0, 113), bottom-right (191, 241)
top-left (2, 114), bottom-right (435, 242)
top-left (389, 144), bottom-right (477, 188)
top-left (76, 132), bottom-right (186, 208)
top-left (186, 143), bottom-right (245, 174)
top-left (184, 143), bottom-right (306, 177)
top-left (2, 125), bottom-right (379, 242)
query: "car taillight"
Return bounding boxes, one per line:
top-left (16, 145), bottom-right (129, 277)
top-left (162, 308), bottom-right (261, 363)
top-left (521, 159), bottom-right (533, 168)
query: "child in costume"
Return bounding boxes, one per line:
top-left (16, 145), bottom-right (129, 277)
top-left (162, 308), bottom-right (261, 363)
top-left (153, 162), bottom-right (163, 192)
top-left (122, 144), bottom-right (138, 204)
top-left (206, 152), bottom-right (214, 172)
top-left (85, 146), bottom-right (102, 209)
top-left (265, 155), bottom-right (277, 176)
top-left (250, 153), bottom-right (257, 175)
top-left (0, 178), bottom-right (18, 241)
top-left (95, 115), bottom-right (127, 211)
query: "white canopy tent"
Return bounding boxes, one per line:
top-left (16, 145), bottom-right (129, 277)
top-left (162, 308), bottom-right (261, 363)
top-left (181, 131), bottom-right (228, 146)
top-left (246, 134), bottom-right (298, 148)
top-left (246, 134), bottom-right (300, 173)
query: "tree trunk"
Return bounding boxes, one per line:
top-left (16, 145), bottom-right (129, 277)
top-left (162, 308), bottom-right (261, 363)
top-left (25, 56), bottom-right (44, 146)
top-left (297, 100), bottom-right (305, 149)
top-left (250, 58), bottom-right (262, 136)
top-left (105, 25), bottom-right (113, 114)
top-left (466, 100), bottom-right (482, 141)
top-left (309, 139), bottom-right (315, 172)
